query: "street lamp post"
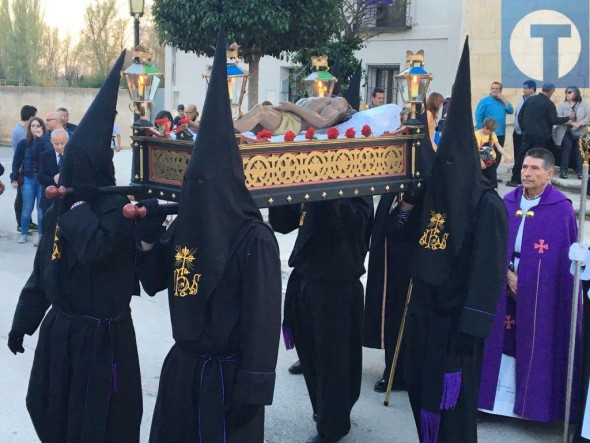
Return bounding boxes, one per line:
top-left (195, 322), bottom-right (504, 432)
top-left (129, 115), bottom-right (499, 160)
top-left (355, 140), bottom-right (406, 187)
top-left (129, 0), bottom-right (145, 123)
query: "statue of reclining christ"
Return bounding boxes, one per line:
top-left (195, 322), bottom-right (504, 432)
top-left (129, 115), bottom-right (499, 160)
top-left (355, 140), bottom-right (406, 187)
top-left (234, 97), bottom-right (355, 135)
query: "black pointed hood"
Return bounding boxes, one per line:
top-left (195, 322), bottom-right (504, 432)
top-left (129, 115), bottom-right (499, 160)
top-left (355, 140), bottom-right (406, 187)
top-left (344, 60), bottom-right (362, 111)
top-left (61, 51), bottom-right (126, 188)
top-left (39, 51), bottom-right (126, 302)
top-left (415, 38), bottom-right (489, 285)
top-left (331, 52), bottom-right (342, 96)
top-left (169, 28), bottom-right (262, 340)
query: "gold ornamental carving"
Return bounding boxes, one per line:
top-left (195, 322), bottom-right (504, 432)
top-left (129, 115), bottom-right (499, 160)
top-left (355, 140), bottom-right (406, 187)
top-left (243, 145), bottom-right (404, 188)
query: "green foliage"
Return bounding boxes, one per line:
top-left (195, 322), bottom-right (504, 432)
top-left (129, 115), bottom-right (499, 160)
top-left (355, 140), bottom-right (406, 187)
top-left (153, 0), bottom-right (342, 61)
top-left (0, 0), bottom-right (45, 84)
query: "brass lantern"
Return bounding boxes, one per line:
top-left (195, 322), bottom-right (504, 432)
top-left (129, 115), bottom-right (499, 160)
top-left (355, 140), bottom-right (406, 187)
top-left (395, 50), bottom-right (433, 124)
top-left (203, 42), bottom-right (249, 119)
top-left (122, 45), bottom-right (163, 127)
top-left (304, 56), bottom-right (337, 98)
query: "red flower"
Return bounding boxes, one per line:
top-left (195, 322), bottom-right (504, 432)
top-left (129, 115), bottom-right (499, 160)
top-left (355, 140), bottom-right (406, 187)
top-left (327, 127), bottom-right (340, 139)
top-left (178, 118), bottom-right (191, 125)
top-left (284, 130), bottom-right (296, 142)
top-left (256, 129), bottom-right (273, 140)
top-left (305, 127), bottom-right (316, 140)
top-left (345, 127), bottom-right (356, 138)
top-left (154, 118), bottom-right (168, 125)
top-left (361, 124), bottom-right (372, 137)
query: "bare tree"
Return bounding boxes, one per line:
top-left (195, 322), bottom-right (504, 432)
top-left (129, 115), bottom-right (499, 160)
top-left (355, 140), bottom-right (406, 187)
top-left (78, 0), bottom-right (128, 76)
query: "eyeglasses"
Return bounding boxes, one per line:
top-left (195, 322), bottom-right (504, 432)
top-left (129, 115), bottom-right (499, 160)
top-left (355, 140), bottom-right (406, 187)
top-left (566, 91), bottom-right (574, 94)
top-left (31, 124), bottom-right (41, 128)
top-left (46, 118), bottom-right (56, 121)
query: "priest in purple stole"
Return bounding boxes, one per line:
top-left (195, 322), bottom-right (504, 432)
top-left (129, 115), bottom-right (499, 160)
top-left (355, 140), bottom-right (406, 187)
top-left (479, 148), bottom-right (583, 423)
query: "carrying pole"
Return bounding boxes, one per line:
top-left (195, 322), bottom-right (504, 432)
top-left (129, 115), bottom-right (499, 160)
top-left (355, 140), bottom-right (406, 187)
top-left (564, 135), bottom-right (590, 442)
top-left (384, 279), bottom-right (413, 406)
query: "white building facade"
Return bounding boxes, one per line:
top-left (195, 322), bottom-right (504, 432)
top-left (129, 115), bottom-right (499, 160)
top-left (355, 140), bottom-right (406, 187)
top-left (163, 0), bottom-right (464, 114)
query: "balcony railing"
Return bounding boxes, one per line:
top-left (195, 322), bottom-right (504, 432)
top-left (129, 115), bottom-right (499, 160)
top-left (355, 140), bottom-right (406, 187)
top-left (363, 1), bottom-right (411, 31)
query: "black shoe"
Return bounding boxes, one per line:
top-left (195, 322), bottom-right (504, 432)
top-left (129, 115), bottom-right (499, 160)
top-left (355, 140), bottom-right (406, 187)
top-left (505, 180), bottom-right (518, 187)
top-left (559, 172), bottom-right (568, 179)
top-left (29, 222), bottom-right (38, 232)
top-left (374, 378), bottom-right (389, 393)
top-left (305, 433), bottom-right (342, 443)
top-left (288, 360), bottom-right (303, 375)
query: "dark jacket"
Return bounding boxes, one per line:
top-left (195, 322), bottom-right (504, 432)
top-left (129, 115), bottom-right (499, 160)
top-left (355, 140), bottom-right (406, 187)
top-left (38, 149), bottom-right (60, 210)
top-left (11, 137), bottom-right (43, 181)
top-left (518, 93), bottom-right (570, 142)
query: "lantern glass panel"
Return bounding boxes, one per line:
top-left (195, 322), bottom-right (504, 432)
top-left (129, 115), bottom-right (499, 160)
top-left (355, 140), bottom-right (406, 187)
top-left (129, 0), bottom-right (144, 15)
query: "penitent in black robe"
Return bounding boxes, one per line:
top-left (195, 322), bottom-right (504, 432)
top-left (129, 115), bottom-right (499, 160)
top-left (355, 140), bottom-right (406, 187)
top-left (11, 195), bottom-right (142, 443)
top-left (137, 220), bottom-right (282, 443)
top-left (269, 197), bottom-right (373, 440)
top-left (404, 190), bottom-right (507, 443)
top-left (364, 193), bottom-right (422, 387)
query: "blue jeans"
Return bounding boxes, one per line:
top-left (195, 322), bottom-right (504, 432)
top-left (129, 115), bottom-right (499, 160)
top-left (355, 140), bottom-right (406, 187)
top-left (21, 175), bottom-right (43, 234)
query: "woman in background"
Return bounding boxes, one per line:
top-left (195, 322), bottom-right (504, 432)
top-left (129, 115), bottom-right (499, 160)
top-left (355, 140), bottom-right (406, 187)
top-left (11, 117), bottom-right (45, 244)
top-left (426, 92), bottom-right (444, 151)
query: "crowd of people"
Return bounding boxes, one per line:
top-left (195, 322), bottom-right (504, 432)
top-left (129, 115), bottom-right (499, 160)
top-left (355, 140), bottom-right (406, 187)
top-left (6, 105), bottom-right (122, 245)
top-left (4, 36), bottom-right (590, 443)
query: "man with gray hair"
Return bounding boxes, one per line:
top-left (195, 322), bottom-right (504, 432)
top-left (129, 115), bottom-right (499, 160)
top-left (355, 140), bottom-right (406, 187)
top-left (38, 129), bottom-right (68, 212)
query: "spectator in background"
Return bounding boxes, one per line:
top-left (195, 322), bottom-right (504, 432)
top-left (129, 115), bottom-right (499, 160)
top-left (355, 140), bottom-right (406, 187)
top-left (38, 129), bottom-right (68, 212)
top-left (513, 80), bottom-right (537, 178)
top-left (475, 82), bottom-right (514, 181)
top-left (435, 96), bottom-right (451, 136)
top-left (12, 105), bottom-right (37, 233)
top-left (370, 87), bottom-right (385, 108)
top-left (173, 104), bottom-right (185, 127)
top-left (112, 110), bottom-right (121, 152)
top-left (426, 92), bottom-right (444, 150)
top-left (41, 111), bottom-right (67, 153)
top-left (554, 86), bottom-right (590, 179)
top-left (184, 104), bottom-right (200, 134)
top-left (57, 107), bottom-right (77, 132)
top-left (507, 83), bottom-right (572, 186)
top-left (11, 117), bottom-right (46, 244)
top-left (475, 118), bottom-right (512, 187)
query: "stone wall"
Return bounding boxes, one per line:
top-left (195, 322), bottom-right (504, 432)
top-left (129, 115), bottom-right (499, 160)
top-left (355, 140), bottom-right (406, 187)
top-left (0, 86), bottom-right (134, 148)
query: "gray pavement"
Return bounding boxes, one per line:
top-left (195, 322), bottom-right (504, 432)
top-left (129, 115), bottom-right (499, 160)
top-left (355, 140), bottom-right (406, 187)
top-left (0, 146), bottom-right (574, 441)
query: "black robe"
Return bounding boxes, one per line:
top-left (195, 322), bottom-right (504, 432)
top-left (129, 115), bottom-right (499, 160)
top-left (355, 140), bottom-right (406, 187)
top-left (11, 195), bottom-right (142, 443)
top-left (269, 197), bottom-right (373, 440)
top-left (137, 220), bottom-right (282, 443)
top-left (364, 194), bottom-right (422, 386)
top-left (404, 190), bottom-right (507, 443)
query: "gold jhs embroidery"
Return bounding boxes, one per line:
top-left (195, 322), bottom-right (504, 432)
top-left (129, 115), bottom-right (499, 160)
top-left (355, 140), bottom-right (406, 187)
top-left (174, 246), bottom-right (201, 297)
top-left (419, 211), bottom-right (449, 250)
top-left (51, 225), bottom-right (62, 261)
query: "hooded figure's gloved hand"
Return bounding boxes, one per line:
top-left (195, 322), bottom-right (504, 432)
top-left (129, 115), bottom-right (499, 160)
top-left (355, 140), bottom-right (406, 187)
top-left (8, 329), bottom-right (25, 355)
top-left (135, 199), bottom-right (167, 244)
top-left (225, 402), bottom-right (259, 430)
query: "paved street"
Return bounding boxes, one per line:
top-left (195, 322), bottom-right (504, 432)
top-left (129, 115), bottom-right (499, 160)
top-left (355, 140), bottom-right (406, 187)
top-left (0, 146), bottom-right (572, 441)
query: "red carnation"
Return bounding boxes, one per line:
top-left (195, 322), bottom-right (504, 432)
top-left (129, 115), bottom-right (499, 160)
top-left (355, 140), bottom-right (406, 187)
top-left (361, 124), bottom-right (372, 137)
top-left (284, 130), bottom-right (296, 142)
top-left (256, 129), bottom-right (273, 140)
top-left (178, 118), bottom-right (191, 125)
top-left (327, 127), bottom-right (340, 139)
top-left (154, 118), bottom-right (169, 125)
top-left (305, 127), bottom-right (316, 140)
top-left (345, 127), bottom-right (356, 139)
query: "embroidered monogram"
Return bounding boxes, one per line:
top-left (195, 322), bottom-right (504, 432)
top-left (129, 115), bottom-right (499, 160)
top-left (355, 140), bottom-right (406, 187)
top-left (51, 225), bottom-right (62, 261)
top-left (173, 246), bottom-right (201, 297)
top-left (419, 211), bottom-right (449, 250)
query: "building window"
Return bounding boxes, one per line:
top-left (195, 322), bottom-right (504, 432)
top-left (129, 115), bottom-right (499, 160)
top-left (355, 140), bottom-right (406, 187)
top-left (364, 1), bottom-right (411, 31)
top-left (366, 64), bottom-right (401, 105)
